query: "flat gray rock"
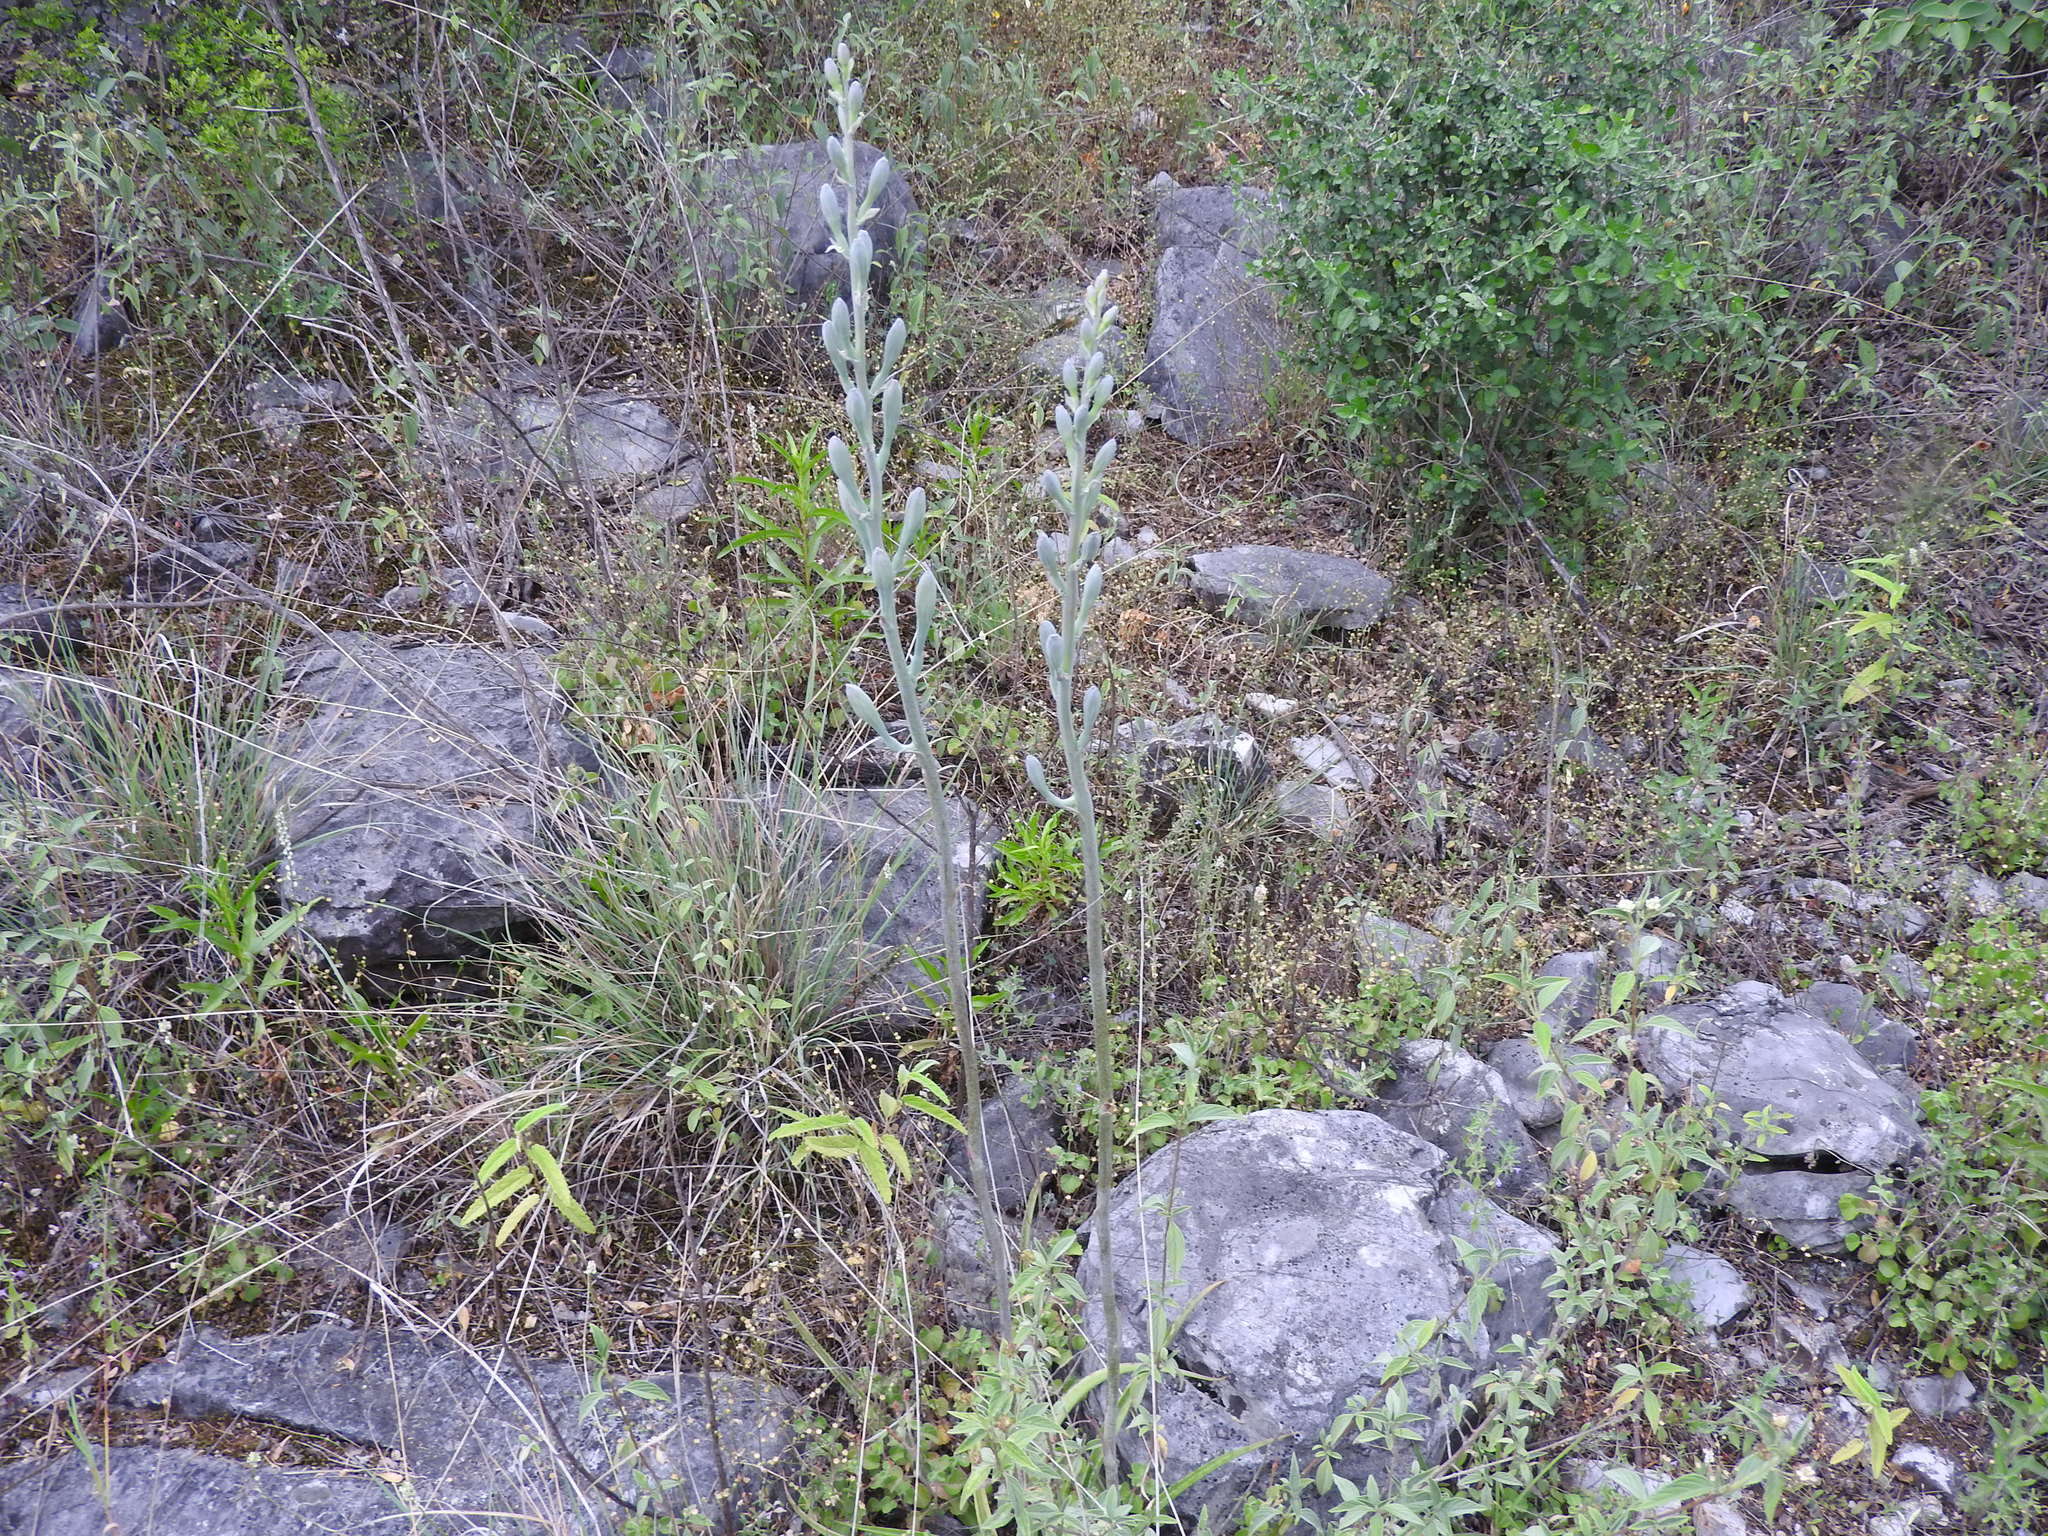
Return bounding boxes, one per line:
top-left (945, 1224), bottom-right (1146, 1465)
top-left (1658, 1243), bottom-right (1753, 1330)
top-left (427, 391), bottom-right (687, 493)
top-left (103, 1323), bottom-right (803, 1535)
top-left (635, 460), bottom-right (712, 523)
top-left (2007, 871), bottom-right (2048, 920)
top-left (1188, 546), bottom-right (1393, 632)
top-left (1484, 1038), bottom-right (1566, 1131)
top-left (263, 635), bottom-right (605, 974)
top-left (1138, 186), bottom-right (1289, 444)
top-left (1079, 1109), bottom-right (1556, 1527)
top-left (1640, 983), bottom-right (1924, 1171)
top-left (1724, 1169), bottom-right (1881, 1254)
top-left (0, 1448), bottom-right (417, 1536)
top-left (1900, 1373), bottom-right (1977, 1421)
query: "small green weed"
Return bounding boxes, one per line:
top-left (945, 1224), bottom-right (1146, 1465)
top-left (461, 1101), bottom-right (598, 1248)
top-left (723, 430), bottom-right (873, 637)
top-left (990, 810), bottom-right (1085, 929)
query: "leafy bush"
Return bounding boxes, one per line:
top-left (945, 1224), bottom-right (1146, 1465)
top-left (1947, 734), bottom-right (2048, 875)
top-left (1851, 915), bottom-right (2048, 1372)
top-left (161, 5), bottom-right (355, 158)
top-left (1252, 0), bottom-right (1721, 549)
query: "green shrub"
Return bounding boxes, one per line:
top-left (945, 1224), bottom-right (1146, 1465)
top-left (1251, 0), bottom-right (1720, 551)
top-left (161, 6), bottom-right (354, 158)
top-left (1852, 915), bottom-right (2048, 1372)
top-left (1947, 735), bottom-right (2048, 875)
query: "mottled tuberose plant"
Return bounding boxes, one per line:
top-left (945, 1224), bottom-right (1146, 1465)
top-left (814, 47), bottom-right (1011, 1333)
top-left (1023, 272), bottom-right (1125, 1477)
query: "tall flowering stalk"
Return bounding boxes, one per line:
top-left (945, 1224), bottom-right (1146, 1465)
top-left (815, 48), bottom-right (1010, 1337)
top-left (1023, 273), bottom-right (1123, 1479)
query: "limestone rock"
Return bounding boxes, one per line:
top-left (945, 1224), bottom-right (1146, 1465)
top-left (1078, 1109), bottom-right (1556, 1525)
top-left (100, 1323), bottom-right (803, 1534)
top-left (1188, 546), bottom-right (1393, 633)
top-left (1658, 1244), bottom-right (1752, 1331)
top-left (1794, 981), bottom-right (1918, 1073)
top-left (1370, 1039), bottom-right (1546, 1198)
top-left (263, 635), bottom-right (605, 974)
top-left (1724, 1170), bottom-right (1883, 1254)
top-left (427, 391), bottom-right (688, 494)
top-left (1139, 186), bottom-right (1290, 444)
top-left (0, 1449), bottom-right (417, 1536)
top-left (1639, 982), bottom-right (1925, 1170)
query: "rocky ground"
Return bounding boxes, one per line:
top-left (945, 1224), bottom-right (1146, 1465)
top-left (1, 3), bottom-right (2045, 1535)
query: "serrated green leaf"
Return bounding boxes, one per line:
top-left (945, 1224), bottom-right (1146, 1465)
top-left (524, 1143), bottom-right (596, 1234)
top-left (476, 1137), bottom-right (523, 1186)
top-left (513, 1101), bottom-right (570, 1136)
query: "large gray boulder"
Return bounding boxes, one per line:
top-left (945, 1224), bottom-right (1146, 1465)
top-left (771, 783), bottom-right (992, 1021)
top-left (88, 1323), bottom-right (803, 1534)
top-left (1139, 186), bottom-right (1290, 443)
top-left (694, 141), bottom-right (921, 318)
top-left (1079, 1109), bottom-right (1556, 1525)
top-left (1188, 546), bottom-right (1393, 633)
top-left (263, 635), bottom-right (605, 975)
top-left (1639, 981), bottom-right (1925, 1172)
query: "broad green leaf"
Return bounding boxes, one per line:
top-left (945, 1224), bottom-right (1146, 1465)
top-left (513, 1101), bottom-right (570, 1135)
